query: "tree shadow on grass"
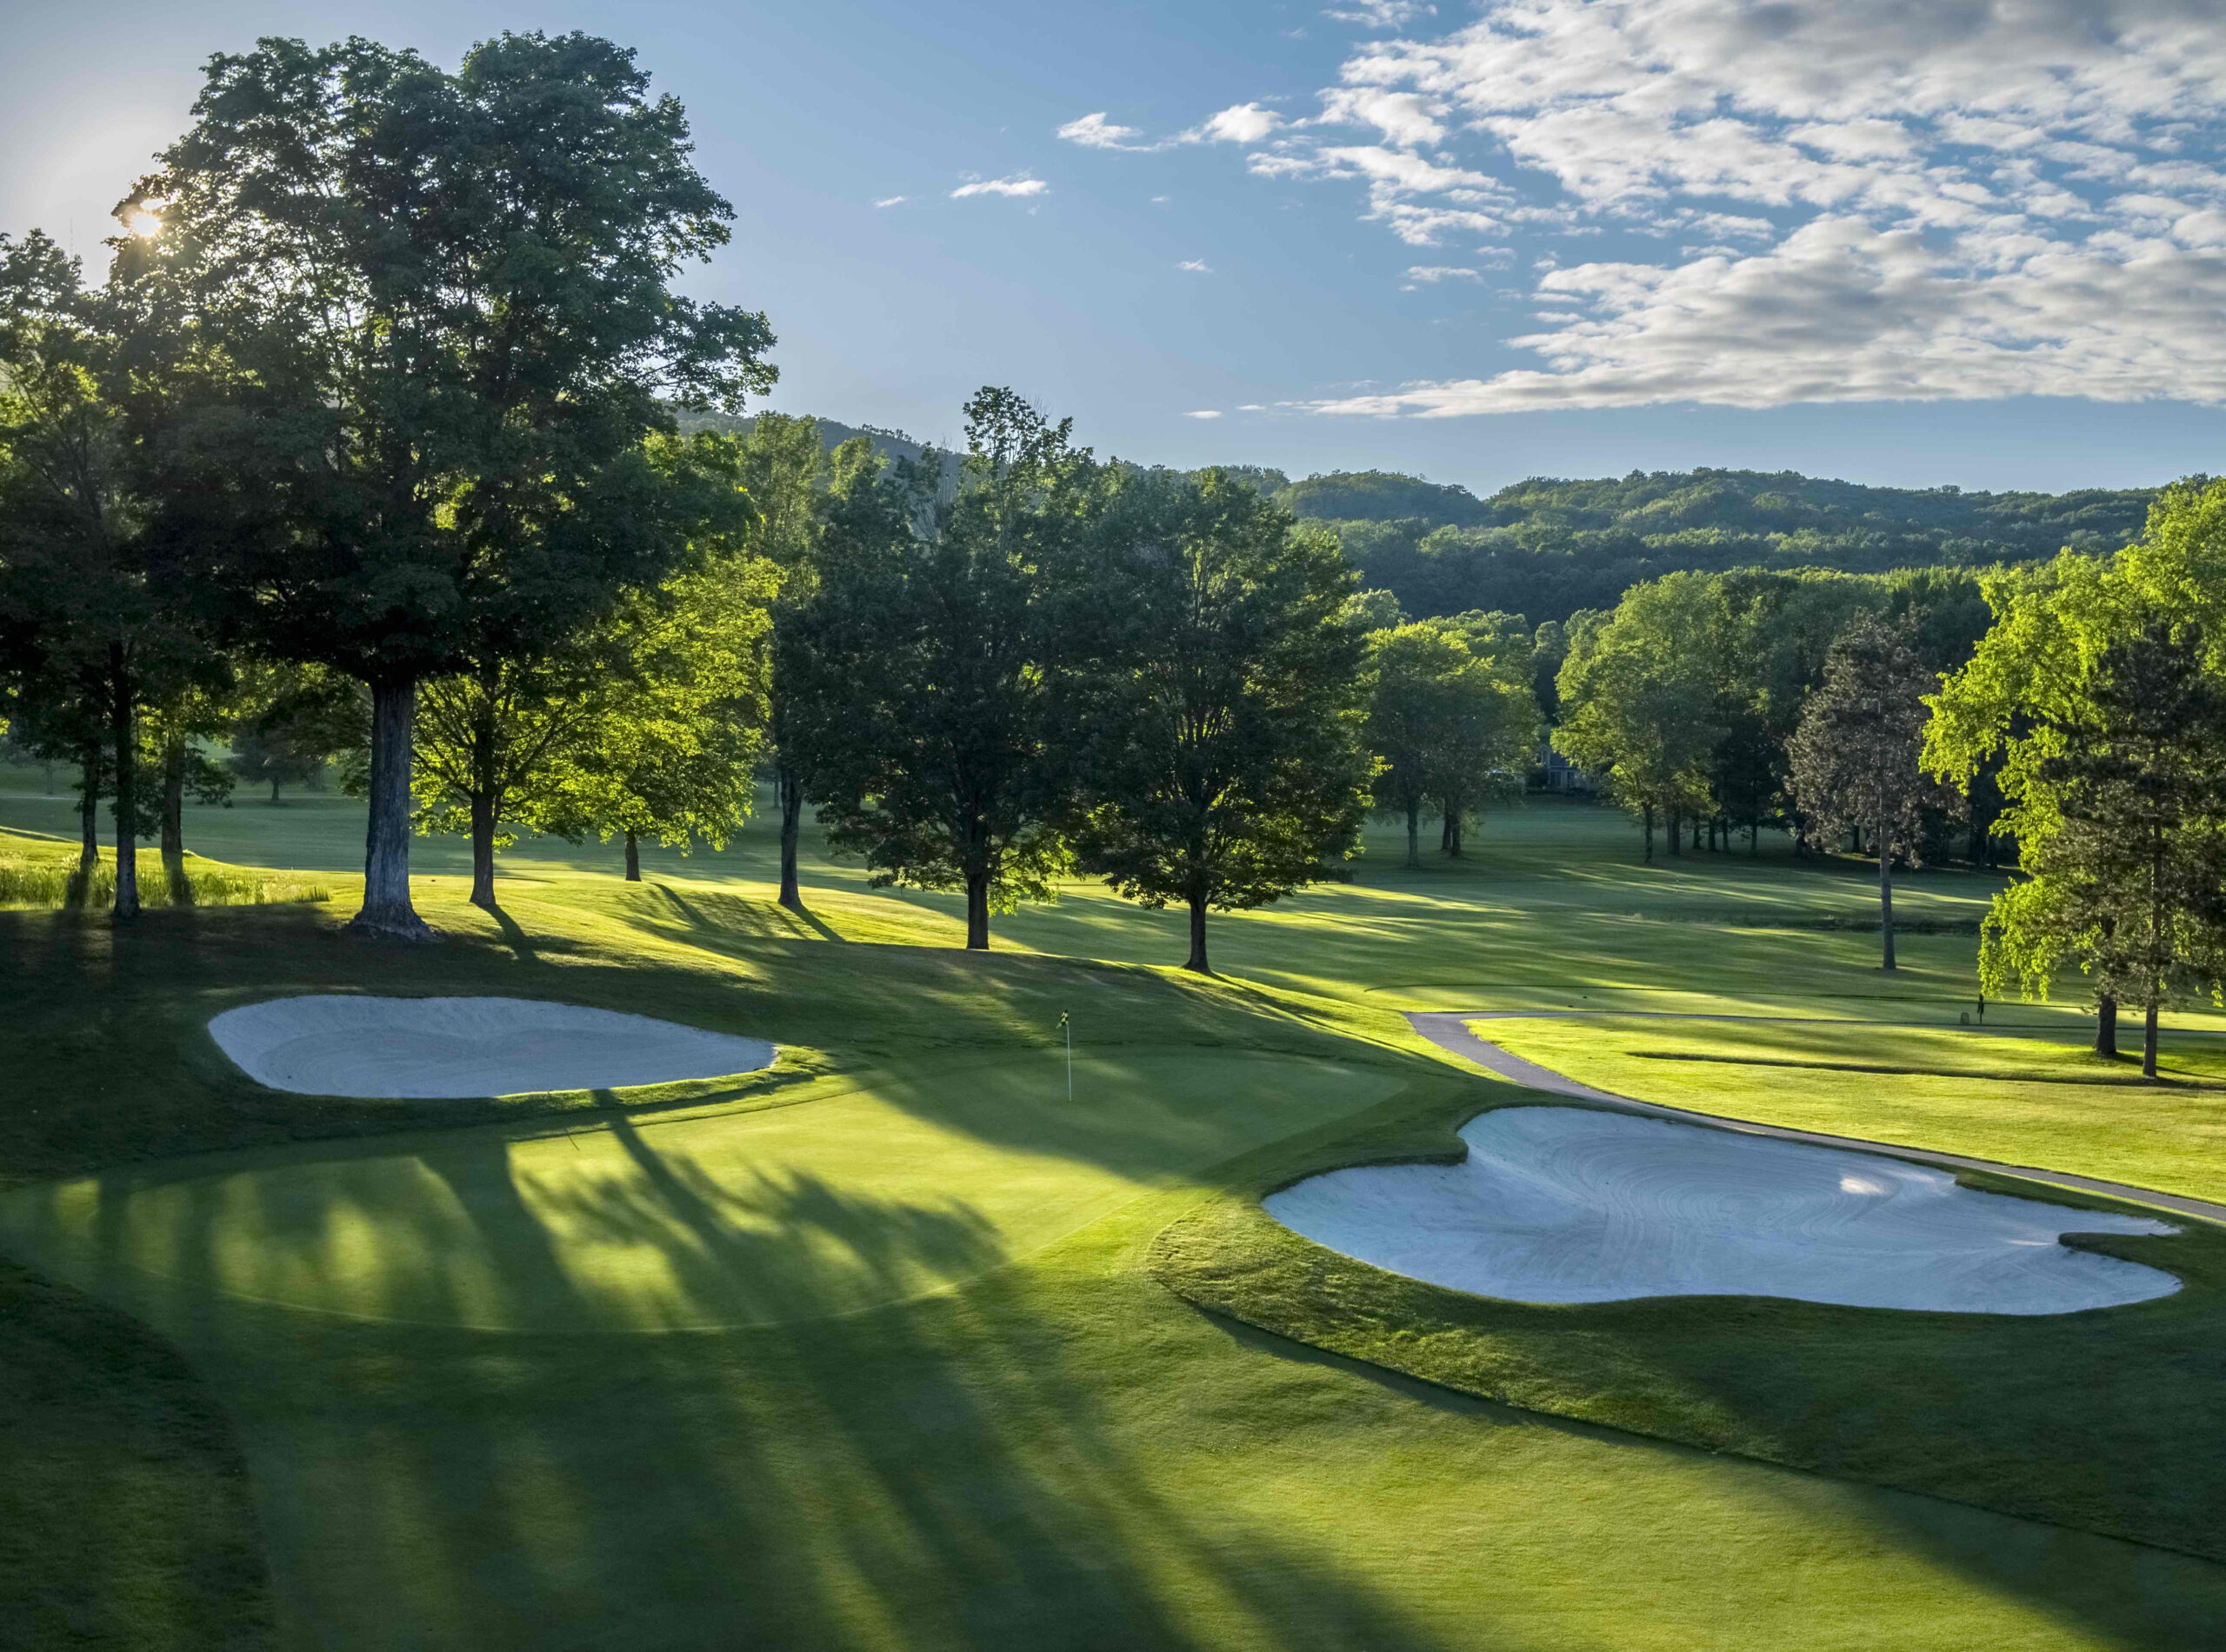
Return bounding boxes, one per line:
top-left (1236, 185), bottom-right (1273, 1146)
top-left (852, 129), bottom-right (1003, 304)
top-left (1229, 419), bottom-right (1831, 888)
top-left (83, 1127), bottom-right (1483, 1652)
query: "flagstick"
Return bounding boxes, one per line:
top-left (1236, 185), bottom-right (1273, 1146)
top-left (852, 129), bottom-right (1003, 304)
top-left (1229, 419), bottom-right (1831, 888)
top-left (1065, 1015), bottom-right (1073, 1101)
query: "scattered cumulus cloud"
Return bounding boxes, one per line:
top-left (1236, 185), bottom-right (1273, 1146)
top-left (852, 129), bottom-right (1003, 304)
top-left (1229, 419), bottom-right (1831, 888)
top-left (951, 175), bottom-right (1049, 200)
top-left (1054, 102), bottom-right (1284, 154)
top-left (872, 196), bottom-right (908, 209)
top-left (1236, 403), bottom-right (1267, 410)
top-left (1178, 258), bottom-right (1213, 273)
top-left (1224, 0), bottom-right (2226, 411)
top-left (1402, 264), bottom-right (1486, 286)
top-left (1057, 112), bottom-right (1147, 150)
top-left (1184, 409), bottom-right (1223, 419)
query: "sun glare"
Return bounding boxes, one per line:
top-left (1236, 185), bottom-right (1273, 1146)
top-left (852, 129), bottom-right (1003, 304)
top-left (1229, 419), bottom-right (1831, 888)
top-left (123, 206), bottom-right (163, 238)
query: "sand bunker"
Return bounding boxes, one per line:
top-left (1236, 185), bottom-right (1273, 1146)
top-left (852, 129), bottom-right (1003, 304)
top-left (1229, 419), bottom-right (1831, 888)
top-left (210, 996), bottom-right (775, 1099)
top-left (1265, 1106), bottom-right (2181, 1316)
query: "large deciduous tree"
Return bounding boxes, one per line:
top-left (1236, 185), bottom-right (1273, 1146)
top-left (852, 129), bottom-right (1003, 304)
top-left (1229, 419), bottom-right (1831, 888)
top-left (1552, 573), bottom-right (1729, 861)
top-left (118, 32), bottom-right (772, 938)
top-left (785, 390), bottom-right (1085, 949)
top-left (1930, 486), bottom-right (2226, 1069)
top-left (1062, 469), bottom-right (1370, 973)
top-left (1364, 621), bottom-right (1536, 869)
top-left (0, 230), bottom-right (223, 918)
top-left (1789, 617), bottom-right (1951, 972)
top-left (741, 412), bottom-right (831, 913)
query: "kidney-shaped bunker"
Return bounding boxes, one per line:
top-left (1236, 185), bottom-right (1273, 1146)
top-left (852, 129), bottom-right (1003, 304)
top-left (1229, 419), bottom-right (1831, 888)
top-left (210, 995), bottom-right (776, 1099)
top-left (1266, 1105), bottom-right (2180, 1316)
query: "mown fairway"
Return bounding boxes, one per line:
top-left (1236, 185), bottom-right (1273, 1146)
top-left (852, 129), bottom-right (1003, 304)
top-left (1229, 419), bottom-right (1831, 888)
top-left (6, 778), bottom-right (2226, 1649)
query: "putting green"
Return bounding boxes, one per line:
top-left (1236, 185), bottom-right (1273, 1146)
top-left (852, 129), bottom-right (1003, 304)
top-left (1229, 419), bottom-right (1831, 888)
top-left (0, 1050), bottom-right (1396, 1334)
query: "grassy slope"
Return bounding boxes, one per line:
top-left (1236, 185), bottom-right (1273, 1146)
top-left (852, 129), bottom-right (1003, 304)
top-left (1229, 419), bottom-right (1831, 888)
top-left (7, 779), bottom-right (2226, 1648)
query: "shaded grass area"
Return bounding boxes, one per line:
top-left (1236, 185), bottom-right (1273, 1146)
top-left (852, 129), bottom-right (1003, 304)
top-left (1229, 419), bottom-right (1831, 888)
top-left (0, 1261), bottom-right (271, 1651)
top-left (1148, 1081), bottom-right (2226, 1567)
top-left (1485, 1016), bottom-right (2226, 1206)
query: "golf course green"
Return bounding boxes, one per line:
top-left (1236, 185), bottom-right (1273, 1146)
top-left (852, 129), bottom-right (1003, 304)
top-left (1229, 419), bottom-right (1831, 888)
top-left (6, 771), bottom-right (2226, 1650)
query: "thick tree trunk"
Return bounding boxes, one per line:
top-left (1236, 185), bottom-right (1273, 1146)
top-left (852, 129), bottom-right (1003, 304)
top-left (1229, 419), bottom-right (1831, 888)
top-left (777, 764), bottom-right (805, 912)
top-left (1749, 817), bottom-right (1759, 856)
top-left (110, 646), bottom-right (139, 921)
top-left (1440, 809), bottom-right (1454, 853)
top-left (469, 789), bottom-right (498, 911)
top-left (964, 871), bottom-right (990, 950)
top-left (77, 744), bottom-right (100, 872)
top-left (270, 780), bottom-right (282, 805)
top-left (623, 829), bottom-right (642, 883)
top-left (1185, 891), bottom-right (1210, 974)
top-left (2096, 995), bottom-right (2119, 1057)
top-left (1450, 812), bottom-right (1464, 856)
top-left (2143, 995), bottom-right (2161, 1081)
top-left (1877, 816), bottom-right (1896, 972)
top-left (1667, 808), bottom-right (1683, 855)
top-left (1692, 814), bottom-right (1703, 852)
top-left (160, 732), bottom-right (190, 905)
top-left (350, 676), bottom-right (435, 941)
top-left (1405, 801), bottom-right (1422, 870)
top-left (160, 734), bottom-right (186, 864)
top-left (1643, 803), bottom-right (1655, 863)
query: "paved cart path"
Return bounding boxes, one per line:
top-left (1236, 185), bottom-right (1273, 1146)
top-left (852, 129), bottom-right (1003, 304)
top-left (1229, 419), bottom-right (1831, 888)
top-left (1410, 1010), bottom-right (2226, 1229)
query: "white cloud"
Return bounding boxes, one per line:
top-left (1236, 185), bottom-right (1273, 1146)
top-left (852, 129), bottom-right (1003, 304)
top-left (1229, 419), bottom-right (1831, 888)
top-left (951, 176), bottom-right (1050, 200)
top-left (1236, 403), bottom-right (1267, 410)
top-left (1178, 259), bottom-right (1213, 273)
top-left (1236, 0), bottom-right (2226, 411)
top-left (1185, 409), bottom-right (1223, 419)
top-left (1403, 264), bottom-right (1485, 283)
top-left (872, 196), bottom-right (907, 209)
top-left (1196, 103), bottom-right (1285, 145)
top-left (1057, 112), bottom-right (1146, 150)
top-left (1324, 1), bottom-right (1434, 26)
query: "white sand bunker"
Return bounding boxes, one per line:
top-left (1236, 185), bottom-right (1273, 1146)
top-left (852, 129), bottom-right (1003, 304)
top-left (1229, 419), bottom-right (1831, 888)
top-left (1266, 1106), bottom-right (2181, 1316)
top-left (210, 996), bottom-right (775, 1099)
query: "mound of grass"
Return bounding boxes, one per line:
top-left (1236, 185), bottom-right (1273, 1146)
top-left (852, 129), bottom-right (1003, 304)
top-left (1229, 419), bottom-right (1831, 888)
top-left (0, 1260), bottom-right (272, 1650)
top-left (1149, 1082), bottom-right (2226, 1563)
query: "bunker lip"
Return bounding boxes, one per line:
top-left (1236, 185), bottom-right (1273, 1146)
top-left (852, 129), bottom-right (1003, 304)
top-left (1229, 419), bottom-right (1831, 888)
top-left (1266, 1104), bottom-right (2182, 1317)
top-left (209, 995), bottom-right (776, 1100)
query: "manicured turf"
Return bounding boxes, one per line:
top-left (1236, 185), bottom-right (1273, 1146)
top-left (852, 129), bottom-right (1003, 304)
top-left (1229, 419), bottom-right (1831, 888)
top-left (1482, 1016), bottom-right (2226, 1206)
top-left (6, 782), bottom-right (2226, 1649)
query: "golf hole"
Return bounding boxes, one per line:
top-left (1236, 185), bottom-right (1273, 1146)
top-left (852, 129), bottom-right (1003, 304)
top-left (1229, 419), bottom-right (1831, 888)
top-left (210, 995), bottom-right (776, 1099)
top-left (1266, 1105), bottom-right (2182, 1316)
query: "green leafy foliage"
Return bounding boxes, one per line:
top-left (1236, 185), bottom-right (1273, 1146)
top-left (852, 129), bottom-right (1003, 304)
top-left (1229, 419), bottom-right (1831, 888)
top-left (1061, 470), bottom-right (1371, 971)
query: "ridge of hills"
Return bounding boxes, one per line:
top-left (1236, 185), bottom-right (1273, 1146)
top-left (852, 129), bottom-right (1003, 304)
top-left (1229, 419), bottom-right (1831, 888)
top-left (681, 410), bottom-right (2176, 624)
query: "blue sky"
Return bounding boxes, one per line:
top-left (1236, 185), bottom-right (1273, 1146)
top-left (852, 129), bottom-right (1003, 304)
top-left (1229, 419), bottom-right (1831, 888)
top-left (6, 0), bottom-right (2225, 495)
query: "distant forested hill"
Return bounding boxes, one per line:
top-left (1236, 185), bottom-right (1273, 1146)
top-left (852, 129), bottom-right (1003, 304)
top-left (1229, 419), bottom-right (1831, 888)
top-left (679, 407), bottom-right (2169, 627)
top-left (1273, 467), bottom-right (2163, 624)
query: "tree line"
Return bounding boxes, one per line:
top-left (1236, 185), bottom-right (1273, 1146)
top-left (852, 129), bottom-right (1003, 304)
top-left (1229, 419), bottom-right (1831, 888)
top-left (1551, 488), bottom-right (2226, 1078)
top-left (0, 29), bottom-right (1559, 974)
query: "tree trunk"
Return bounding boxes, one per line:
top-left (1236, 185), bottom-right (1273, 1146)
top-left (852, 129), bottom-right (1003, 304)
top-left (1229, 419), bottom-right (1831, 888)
top-left (1185, 890), bottom-right (1210, 974)
top-left (1450, 812), bottom-right (1464, 856)
top-left (350, 676), bottom-right (435, 941)
top-left (77, 743), bottom-right (100, 872)
top-left (2143, 994), bottom-right (2161, 1081)
top-left (964, 870), bottom-right (990, 950)
top-left (1876, 816), bottom-right (1896, 972)
top-left (1667, 808), bottom-right (1683, 855)
top-left (1643, 803), bottom-right (1655, 863)
top-left (110, 645), bottom-right (139, 921)
top-left (1440, 809), bottom-right (1454, 853)
top-left (160, 731), bottom-right (190, 905)
top-left (160, 732), bottom-right (186, 864)
top-left (1749, 817), bottom-right (1759, 856)
top-left (469, 789), bottom-right (498, 911)
top-left (2096, 995), bottom-right (2119, 1058)
top-left (623, 829), bottom-right (642, 883)
top-left (270, 779), bottom-right (282, 805)
top-left (776, 763), bottom-right (805, 913)
top-left (1692, 814), bottom-right (1703, 851)
top-left (1405, 800), bottom-right (1422, 870)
